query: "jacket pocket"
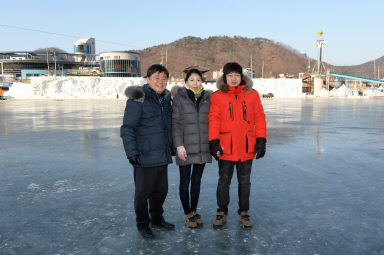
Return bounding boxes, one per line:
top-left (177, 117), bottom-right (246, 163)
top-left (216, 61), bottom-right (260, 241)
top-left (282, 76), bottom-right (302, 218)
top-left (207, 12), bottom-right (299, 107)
top-left (219, 131), bottom-right (232, 155)
top-left (246, 131), bottom-right (256, 154)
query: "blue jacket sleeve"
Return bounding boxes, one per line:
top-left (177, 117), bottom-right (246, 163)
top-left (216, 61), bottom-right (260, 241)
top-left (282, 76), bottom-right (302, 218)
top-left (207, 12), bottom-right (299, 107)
top-left (120, 99), bottom-right (142, 159)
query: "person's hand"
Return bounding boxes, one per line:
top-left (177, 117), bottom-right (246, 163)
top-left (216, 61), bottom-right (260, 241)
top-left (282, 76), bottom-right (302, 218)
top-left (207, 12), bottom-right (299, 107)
top-left (129, 155), bottom-right (141, 165)
top-left (177, 146), bottom-right (187, 161)
top-left (209, 139), bottom-right (223, 160)
top-left (255, 137), bottom-right (266, 159)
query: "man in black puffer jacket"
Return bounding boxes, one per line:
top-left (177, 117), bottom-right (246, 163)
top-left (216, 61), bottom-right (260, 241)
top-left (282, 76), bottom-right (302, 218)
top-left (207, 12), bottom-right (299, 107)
top-left (121, 64), bottom-right (174, 239)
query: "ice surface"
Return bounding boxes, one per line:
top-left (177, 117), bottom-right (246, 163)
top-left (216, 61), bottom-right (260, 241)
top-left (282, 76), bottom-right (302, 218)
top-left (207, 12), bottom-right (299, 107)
top-left (1, 98), bottom-right (384, 254)
top-left (5, 77), bottom-right (303, 99)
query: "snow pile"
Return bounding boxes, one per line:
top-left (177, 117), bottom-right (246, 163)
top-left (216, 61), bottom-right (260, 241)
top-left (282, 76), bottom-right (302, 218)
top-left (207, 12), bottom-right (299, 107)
top-left (330, 84), bottom-right (354, 97)
top-left (5, 77), bottom-right (303, 99)
top-left (363, 86), bottom-right (384, 97)
top-left (4, 82), bottom-right (34, 98)
top-left (318, 88), bottom-right (330, 97)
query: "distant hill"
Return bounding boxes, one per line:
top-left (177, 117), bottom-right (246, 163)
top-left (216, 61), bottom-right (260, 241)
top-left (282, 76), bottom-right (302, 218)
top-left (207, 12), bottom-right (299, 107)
top-left (332, 56), bottom-right (384, 79)
top-left (138, 36), bottom-right (383, 80)
top-left (34, 47), bottom-right (67, 53)
top-left (138, 36), bottom-right (310, 79)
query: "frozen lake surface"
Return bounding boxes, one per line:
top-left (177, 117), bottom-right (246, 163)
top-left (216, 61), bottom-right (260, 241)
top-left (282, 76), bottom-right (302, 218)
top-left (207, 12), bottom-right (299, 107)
top-left (1, 98), bottom-right (384, 255)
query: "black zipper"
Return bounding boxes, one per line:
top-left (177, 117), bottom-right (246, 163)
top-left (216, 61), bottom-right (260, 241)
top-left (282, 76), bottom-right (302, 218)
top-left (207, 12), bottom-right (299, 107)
top-left (242, 101), bottom-right (247, 121)
top-left (229, 102), bottom-right (233, 120)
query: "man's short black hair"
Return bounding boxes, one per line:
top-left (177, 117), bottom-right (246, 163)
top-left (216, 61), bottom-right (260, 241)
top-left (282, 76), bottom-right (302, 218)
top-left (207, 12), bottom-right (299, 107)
top-left (222, 62), bottom-right (245, 85)
top-left (147, 64), bottom-right (169, 79)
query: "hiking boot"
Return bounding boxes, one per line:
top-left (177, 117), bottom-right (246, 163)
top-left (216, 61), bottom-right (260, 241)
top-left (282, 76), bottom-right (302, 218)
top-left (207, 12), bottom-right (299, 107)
top-left (185, 213), bottom-right (198, 228)
top-left (192, 211), bottom-right (203, 225)
top-left (213, 211), bottom-right (226, 228)
top-left (137, 225), bottom-right (155, 239)
top-left (151, 219), bottom-right (175, 230)
top-left (239, 211), bottom-right (253, 228)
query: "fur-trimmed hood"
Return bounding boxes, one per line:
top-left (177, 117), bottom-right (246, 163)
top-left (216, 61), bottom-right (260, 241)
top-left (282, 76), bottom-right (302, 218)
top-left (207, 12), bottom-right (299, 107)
top-left (171, 85), bottom-right (213, 99)
top-left (125, 86), bottom-right (145, 100)
top-left (124, 84), bottom-right (171, 103)
top-left (216, 75), bottom-right (253, 92)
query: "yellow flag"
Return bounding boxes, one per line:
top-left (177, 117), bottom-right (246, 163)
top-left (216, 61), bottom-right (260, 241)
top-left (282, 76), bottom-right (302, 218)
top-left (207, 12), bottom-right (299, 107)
top-left (317, 30), bottom-right (323, 37)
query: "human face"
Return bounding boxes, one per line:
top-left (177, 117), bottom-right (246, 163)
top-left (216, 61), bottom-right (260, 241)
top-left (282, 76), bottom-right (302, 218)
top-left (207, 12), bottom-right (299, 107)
top-left (226, 72), bottom-right (241, 86)
top-left (147, 71), bottom-right (168, 93)
top-left (186, 73), bottom-right (202, 91)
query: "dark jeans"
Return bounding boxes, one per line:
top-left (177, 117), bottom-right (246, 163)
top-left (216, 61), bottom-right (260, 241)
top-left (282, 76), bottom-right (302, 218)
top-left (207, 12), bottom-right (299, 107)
top-left (134, 165), bottom-right (168, 228)
top-left (216, 159), bottom-right (253, 215)
top-left (179, 164), bottom-right (205, 215)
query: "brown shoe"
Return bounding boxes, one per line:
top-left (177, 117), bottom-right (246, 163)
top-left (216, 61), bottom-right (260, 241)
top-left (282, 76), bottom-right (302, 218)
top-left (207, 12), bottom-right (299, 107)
top-left (185, 213), bottom-right (198, 228)
top-left (239, 211), bottom-right (253, 228)
top-left (213, 211), bottom-right (226, 228)
top-left (192, 211), bottom-right (203, 225)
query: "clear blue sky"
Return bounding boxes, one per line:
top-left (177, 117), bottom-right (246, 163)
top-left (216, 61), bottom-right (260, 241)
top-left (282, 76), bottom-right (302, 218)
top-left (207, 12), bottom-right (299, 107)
top-left (0, 0), bottom-right (383, 66)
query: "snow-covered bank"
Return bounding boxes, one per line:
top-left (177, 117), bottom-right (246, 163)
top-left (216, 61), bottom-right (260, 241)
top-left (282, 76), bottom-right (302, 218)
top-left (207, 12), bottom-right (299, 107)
top-left (4, 77), bottom-right (303, 99)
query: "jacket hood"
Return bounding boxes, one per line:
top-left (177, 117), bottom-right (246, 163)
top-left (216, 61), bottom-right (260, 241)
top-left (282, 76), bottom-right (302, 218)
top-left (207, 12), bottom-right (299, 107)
top-left (216, 75), bottom-right (253, 92)
top-left (125, 86), bottom-right (144, 100)
top-left (170, 85), bottom-right (184, 98)
top-left (171, 85), bottom-right (213, 98)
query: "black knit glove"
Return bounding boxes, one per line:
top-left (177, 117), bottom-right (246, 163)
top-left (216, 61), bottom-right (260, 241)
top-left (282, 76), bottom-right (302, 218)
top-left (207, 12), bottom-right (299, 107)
top-left (209, 139), bottom-right (223, 160)
top-left (254, 137), bottom-right (266, 159)
top-left (129, 155), bottom-right (141, 166)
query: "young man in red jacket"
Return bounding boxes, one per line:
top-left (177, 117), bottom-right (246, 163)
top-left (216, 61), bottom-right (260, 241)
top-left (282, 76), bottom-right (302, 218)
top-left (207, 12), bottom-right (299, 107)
top-left (209, 62), bottom-right (267, 228)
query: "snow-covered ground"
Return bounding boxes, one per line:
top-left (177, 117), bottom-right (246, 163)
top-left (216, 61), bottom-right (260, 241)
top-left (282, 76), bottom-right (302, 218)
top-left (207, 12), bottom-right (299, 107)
top-left (4, 76), bottom-right (304, 99)
top-left (1, 98), bottom-right (384, 254)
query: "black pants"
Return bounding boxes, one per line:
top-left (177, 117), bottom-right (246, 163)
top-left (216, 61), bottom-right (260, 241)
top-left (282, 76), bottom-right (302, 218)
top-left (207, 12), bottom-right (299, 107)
top-left (216, 159), bottom-right (253, 215)
top-left (179, 164), bottom-right (205, 215)
top-left (133, 165), bottom-right (168, 228)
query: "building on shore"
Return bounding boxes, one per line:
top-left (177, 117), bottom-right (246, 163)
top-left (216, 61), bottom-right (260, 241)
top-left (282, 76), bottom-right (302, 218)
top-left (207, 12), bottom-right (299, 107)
top-left (0, 38), bottom-right (140, 80)
top-left (99, 51), bottom-right (141, 77)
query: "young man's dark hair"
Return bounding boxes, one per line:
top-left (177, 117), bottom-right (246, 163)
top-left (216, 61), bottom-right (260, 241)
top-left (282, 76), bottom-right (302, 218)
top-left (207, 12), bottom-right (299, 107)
top-left (222, 62), bottom-right (245, 85)
top-left (147, 64), bottom-right (169, 79)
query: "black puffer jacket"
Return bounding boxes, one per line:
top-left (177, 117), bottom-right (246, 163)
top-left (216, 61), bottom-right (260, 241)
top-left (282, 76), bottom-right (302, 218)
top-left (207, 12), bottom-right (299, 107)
top-left (172, 86), bottom-right (212, 166)
top-left (121, 84), bottom-right (173, 167)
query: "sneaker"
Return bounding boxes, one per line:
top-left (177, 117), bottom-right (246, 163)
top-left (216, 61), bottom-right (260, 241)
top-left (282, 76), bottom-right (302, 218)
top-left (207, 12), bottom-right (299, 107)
top-left (185, 213), bottom-right (198, 228)
top-left (192, 211), bottom-right (203, 225)
top-left (213, 211), bottom-right (226, 228)
top-left (239, 211), bottom-right (253, 228)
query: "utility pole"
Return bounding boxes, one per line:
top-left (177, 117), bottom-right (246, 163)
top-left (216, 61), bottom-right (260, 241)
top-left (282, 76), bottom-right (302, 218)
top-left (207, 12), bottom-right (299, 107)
top-left (160, 50), bottom-right (163, 65)
top-left (378, 66), bottom-right (380, 80)
top-left (165, 48), bottom-right (168, 68)
top-left (54, 52), bottom-right (57, 77)
top-left (261, 60), bottom-right (264, 78)
top-left (250, 55), bottom-right (253, 78)
top-left (46, 48), bottom-right (50, 76)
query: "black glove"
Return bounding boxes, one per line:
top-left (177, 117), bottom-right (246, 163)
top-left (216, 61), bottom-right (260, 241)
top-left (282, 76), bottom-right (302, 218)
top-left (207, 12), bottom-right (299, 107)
top-left (209, 139), bottom-right (223, 160)
top-left (255, 137), bottom-right (266, 159)
top-left (171, 147), bottom-right (176, 157)
top-left (129, 155), bottom-right (141, 165)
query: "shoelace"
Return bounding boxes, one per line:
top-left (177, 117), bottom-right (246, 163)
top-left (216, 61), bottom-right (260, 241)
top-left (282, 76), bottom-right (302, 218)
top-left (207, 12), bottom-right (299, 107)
top-left (216, 214), bottom-right (224, 220)
top-left (241, 214), bottom-right (250, 221)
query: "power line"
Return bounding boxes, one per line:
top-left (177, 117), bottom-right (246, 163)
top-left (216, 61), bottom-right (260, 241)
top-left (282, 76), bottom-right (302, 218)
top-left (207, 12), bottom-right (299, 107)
top-left (0, 24), bottom-right (140, 49)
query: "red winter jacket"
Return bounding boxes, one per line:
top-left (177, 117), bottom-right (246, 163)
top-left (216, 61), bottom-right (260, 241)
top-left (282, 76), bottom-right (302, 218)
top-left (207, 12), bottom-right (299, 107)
top-left (209, 76), bottom-right (267, 162)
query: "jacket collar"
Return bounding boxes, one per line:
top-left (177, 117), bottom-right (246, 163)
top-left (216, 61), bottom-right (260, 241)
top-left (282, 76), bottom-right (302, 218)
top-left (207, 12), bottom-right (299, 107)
top-left (143, 84), bottom-right (171, 102)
